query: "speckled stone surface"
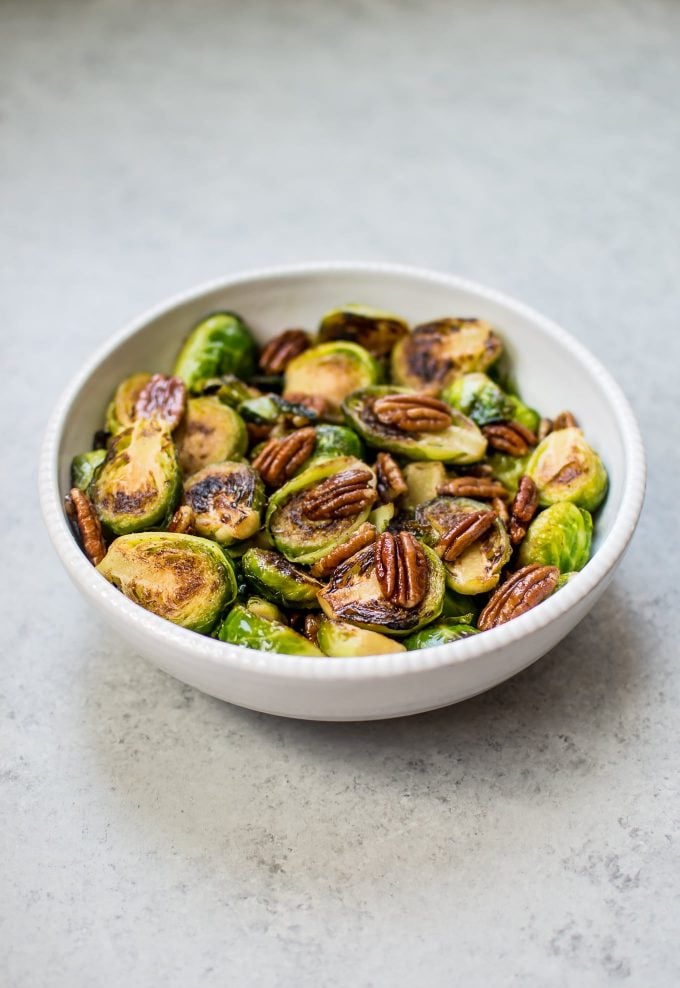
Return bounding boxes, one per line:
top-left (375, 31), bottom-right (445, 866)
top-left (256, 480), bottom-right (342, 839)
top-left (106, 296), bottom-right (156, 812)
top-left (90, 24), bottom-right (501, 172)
top-left (2, 0), bottom-right (679, 984)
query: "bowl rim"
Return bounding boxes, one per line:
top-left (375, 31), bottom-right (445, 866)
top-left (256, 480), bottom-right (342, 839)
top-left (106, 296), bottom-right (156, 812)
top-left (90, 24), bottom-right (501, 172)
top-left (39, 261), bottom-right (646, 682)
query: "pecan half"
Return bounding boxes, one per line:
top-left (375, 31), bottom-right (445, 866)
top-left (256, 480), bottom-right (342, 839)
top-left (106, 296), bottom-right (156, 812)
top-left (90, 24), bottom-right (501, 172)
top-left (477, 563), bottom-right (560, 630)
top-left (302, 466), bottom-right (377, 521)
top-left (304, 613), bottom-right (322, 646)
top-left (375, 531), bottom-right (428, 609)
top-left (491, 496), bottom-right (509, 526)
top-left (508, 475), bottom-right (539, 546)
top-left (252, 427), bottom-right (316, 487)
top-left (482, 420), bottom-right (537, 456)
top-left (134, 374), bottom-right (187, 430)
top-left (437, 476), bottom-right (510, 500)
top-left (373, 394), bottom-right (453, 433)
top-left (66, 488), bottom-right (106, 565)
top-left (375, 452), bottom-right (407, 503)
top-left (259, 329), bottom-right (310, 374)
top-left (310, 522), bottom-right (377, 577)
top-left (167, 505), bottom-right (195, 534)
top-left (435, 510), bottom-right (496, 562)
top-left (553, 410), bottom-right (579, 431)
top-left (246, 422), bottom-right (274, 447)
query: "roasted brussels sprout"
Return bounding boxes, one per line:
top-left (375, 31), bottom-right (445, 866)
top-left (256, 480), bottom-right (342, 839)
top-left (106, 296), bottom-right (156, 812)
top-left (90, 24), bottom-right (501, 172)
top-left (440, 587), bottom-right (479, 624)
top-left (174, 312), bottom-right (258, 390)
top-left (174, 397), bottom-right (247, 475)
top-left (311, 424), bottom-right (365, 462)
top-left (244, 596), bottom-right (286, 623)
top-left (317, 619), bottom-right (406, 656)
top-left (441, 372), bottom-right (514, 426)
top-left (91, 418), bottom-right (181, 534)
top-left (97, 532), bottom-right (237, 632)
top-left (517, 502), bottom-right (593, 573)
top-left (194, 374), bottom-right (258, 407)
top-left (526, 427), bottom-right (608, 511)
top-left (105, 372), bottom-right (152, 435)
top-left (238, 393), bottom-right (315, 426)
top-left (369, 502), bottom-right (395, 533)
top-left (505, 394), bottom-right (540, 434)
top-left (391, 318), bottom-right (502, 392)
top-left (486, 452), bottom-right (529, 496)
top-left (183, 462), bottom-right (265, 544)
top-left (403, 621), bottom-right (480, 650)
top-left (284, 341), bottom-right (381, 408)
top-left (317, 304), bottom-right (409, 358)
top-left (241, 547), bottom-right (323, 608)
top-left (401, 461), bottom-right (448, 510)
top-left (217, 604), bottom-right (323, 656)
top-left (343, 387), bottom-right (486, 464)
top-left (70, 449), bottom-right (107, 491)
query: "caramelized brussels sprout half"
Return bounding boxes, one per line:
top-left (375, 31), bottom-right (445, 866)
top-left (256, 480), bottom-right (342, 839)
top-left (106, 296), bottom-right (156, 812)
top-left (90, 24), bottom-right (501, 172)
top-left (284, 341), bottom-right (381, 407)
top-left (70, 449), bottom-right (107, 491)
top-left (105, 372), bottom-right (151, 435)
top-left (517, 502), bottom-right (593, 573)
top-left (415, 496), bottom-right (511, 595)
top-left (97, 532), bottom-right (237, 632)
top-left (486, 452), bottom-right (529, 496)
top-left (217, 604), bottom-right (323, 656)
top-left (312, 424), bottom-right (365, 462)
top-left (526, 427), bottom-right (608, 511)
top-left (318, 541), bottom-right (445, 636)
top-left (441, 372), bottom-right (514, 426)
top-left (505, 394), bottom-right (540, 434)
top-left (343, 387), bottom-right (486, 464)
top-left (317, 304), bottom-right (409, 358)
top-left (369, 502), bottom-right (395, 533)
top-left (174, 312), bottom-right (258, 391)
top-left (391, 318), bottom-right (502, 392)
top-left (441, 587), bottom-right (479, 624)
top-left (403, 621), bottom-right (480, 650)
top-left (317, 619), bottom-right (406, 656)
top-left (401, 462), bottom-right (447, 510)
top-left (194, 374), bottom-right (258, 407)
top-left (183, 462), bottom-right (265, 544)
top-left (175, 397), bottom-right (247, 475)
top-left (238, 393), bottom-right (316, 426)
top-left (245, 596), bottom-right (286, 623)
top-left (241, 548), bottom-right (323, 608)
top-left (91, 418), bottom-right (181, 534)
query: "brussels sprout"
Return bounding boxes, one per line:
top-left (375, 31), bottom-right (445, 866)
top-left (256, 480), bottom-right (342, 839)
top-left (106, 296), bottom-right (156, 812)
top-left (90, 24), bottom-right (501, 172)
top-left (440, 587), bottom-right (479, 624)
top-left (369, 502), bottom-right (395, 533)
top-left (506, 394), bottom-right (540, 434)
top-left (487, 452), bottom-right (529, 496)
top-left (245, 596), bottom-right (286, 623)
top-left (91, 418), bottom-right (181, 534)
top-left (317, 619), bottom-right (406, 657)
top-left (217, 604), bottom-right (323, 656)
top-left (317, 304), bottom-right (409, 358)
top-left (403, 621), bottom-right (480, 650)
top-left (175, 397), bottom-right (247, 475)
top-left (105, 372), bottom-right (152, 435)
top-left (391, 318), bottom-right (502, 392)
top-left (526, 427), bottom-right (608, 511)
top-left (183, 462), bottom-right (265, 544)
top-left (284, 341), bottom-right (381, 408)
top-left (343, 387), bottom-right (487, 464)
top-left (97, 532), bottom-right (237, 633)
top-left (173, 312), bottom-right (258, 390)
top-left (555, 571), bottom-right (577, 590)
top-left (194, 374), bottom-right (258, 407)
top-left (401, 461), bottom-right (448, 510)
top-left (517, 502), bottom-right (592, 573)
top-left (317, 541), bottom-right (445, 636)
top-left (70, 449), bottom-right (107, 491)
top-left (441, 372), bottom-right (514, 426)
top-left (241, 548), bottom-right (323, 608)
top-left (415, 496), bottom-right (511, 594)
top-left (311, 424), bottom-right (365, 462)
top-left (266, 456), bottom-right (377, 564)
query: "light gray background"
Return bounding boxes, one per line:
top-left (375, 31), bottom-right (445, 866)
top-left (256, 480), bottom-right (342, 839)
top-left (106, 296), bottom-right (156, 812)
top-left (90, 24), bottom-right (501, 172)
top-left (2, 1), bottom-right (679, 985)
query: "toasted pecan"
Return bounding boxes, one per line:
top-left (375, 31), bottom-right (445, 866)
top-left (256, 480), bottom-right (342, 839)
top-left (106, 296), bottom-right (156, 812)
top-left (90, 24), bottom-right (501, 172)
top-left (375, 452), bottom-right (407, 503)
top-left (482, 420), bottom-right (537, 456)
top-left (252, 427), bottom-right (316, 487)
top-left (435, 510), bottom-right (496, 563)
top-left (302, 466), bottom-right (377, 521)
top-left (553, 410), bottom-right (579, 431)
top-left (375, 531), bottom-right (428, 609)
top-left (259, 329), bottom-right (310, 374)
top-left (304, 613), bottom-right (323, 647)
top-left (66, 488), bottom-right (106, 565)
top-left (508, 475), bottom-right (539, 546)
top-left (310, 522), bottom-right (378, 577)
top-left (477, 563), bottom-right (560, 630)
top-left (373, 394), bottom-right (453, 433)
top-left (437, 476), bottom-right (510, 501)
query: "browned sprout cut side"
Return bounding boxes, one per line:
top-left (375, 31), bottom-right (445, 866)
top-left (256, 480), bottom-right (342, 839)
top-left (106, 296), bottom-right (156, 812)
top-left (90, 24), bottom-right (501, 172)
top-left (391, 318), bottom-right (502, 393)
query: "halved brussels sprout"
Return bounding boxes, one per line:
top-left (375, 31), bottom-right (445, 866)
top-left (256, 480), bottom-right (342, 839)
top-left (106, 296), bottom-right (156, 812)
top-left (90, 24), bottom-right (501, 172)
top-left (245, 596), bottom-right (286, 623)
top-left (284, 341), bottom-right (381, 408)
top-left (317, 541), bottom-right (445, 636)
top-left (97, 532), bottom-right (237, 633)
top-left (403, 621), bottom-right (480, 650)
top-left (517, 502), bottom-right (592, 573)
top-left (311, 424), bottom-right (365, 462)
top-left (239, 393), bottom-right (316, 426)
top-left (441, 372), bottom-right (514, 426)
top-left (401, 461), bottom-right (448, 510)
top-left (71, 449), bottom-right (107, 491)
top-left (266, 456), bottom-right (377, 564)
top-left (526, 427), bottom-right (608, 511)
top-left (555, 571), bottom-right (577, 590)
top-left (241, 547), bottom-right (323, 608)
top-left (105, 372), bottom-right (152, 435)
top-left (486, 452), bottom-right (529, 496)
top-left (183, 462), bottom-right (265, 544)
top-left (317, 619), bottom-right (406, 656)
top-left (194, 374), bottom-right (258, 407)
top-left (415, 496), bottom-right (511, 594)
top-left (343, 387), bottom-right (486, 464)
top-left (369, 502), bottom-right (395, 533)
top-left (317, 304), bottom-right (409, 358)
top-left (505, 394), bottom-right (540, 434)
top-left (441, 587), bottom-right (479, 624)
top-left (391, 318), bottom-right (502, 392)
top-left (174, 397), bottom-right (247, 475)
top-left (91, 417), bottom-right (181, 534)
top-left (217, 604), bottom-right (323, 656)
top-left (173, 312), bottom-right (258, 390)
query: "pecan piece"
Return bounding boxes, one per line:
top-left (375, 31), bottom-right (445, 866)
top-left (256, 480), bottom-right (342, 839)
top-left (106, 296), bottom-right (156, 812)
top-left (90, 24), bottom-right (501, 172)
top-left (304, 613), bottom-right (322, 646)
top-left (167, 505), bottom-right (195, 534)
top-left (477, 563), bottom-right (560, 630)
top-left (482, 420), bottom-right (537, 456)
top-left (437, 476), bottom-right (510, 500)
top-left (252, 427), bottom-right (316, 488)
top-left (310, 522), bottom-right (377, 577)
top-left (259, 329), bottom-right (310, 374)
top-left (491, 496), bottom-right (509, 526)
top-left (373, 394), bottom-right (453, 433)
top-left (435, 510), bottom-right (496, 562)
top-left (375, 531), bottom-right (428, 609)
top-left (375, 452), bottom-right (407, 503)
top-left (246, 422), bottom-right (274, 447)
top-left (65, 488), bottom-right (106, 565)
top-left (553, 410), bottom-right (579, 431)
top-left (134, 373), bottom-right (187, 430)
top-left (302, 466), bottom-right (377, 521)
top-left (508, 475), bottom-right (539, 546)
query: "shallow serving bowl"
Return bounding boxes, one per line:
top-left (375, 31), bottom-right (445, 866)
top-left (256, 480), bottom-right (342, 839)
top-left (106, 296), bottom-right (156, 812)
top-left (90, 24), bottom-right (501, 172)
top-left (40, 263), bottom-right (645, 721)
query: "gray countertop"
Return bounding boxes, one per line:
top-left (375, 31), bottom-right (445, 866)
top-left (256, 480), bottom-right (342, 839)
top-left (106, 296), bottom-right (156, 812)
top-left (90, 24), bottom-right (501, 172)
top-left (2, 0), bottom-right (679, 984)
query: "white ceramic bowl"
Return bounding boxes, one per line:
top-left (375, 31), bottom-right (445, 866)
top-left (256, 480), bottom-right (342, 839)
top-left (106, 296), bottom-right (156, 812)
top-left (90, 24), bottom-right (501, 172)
top-left (40, 263), bottom-right (645, 721)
